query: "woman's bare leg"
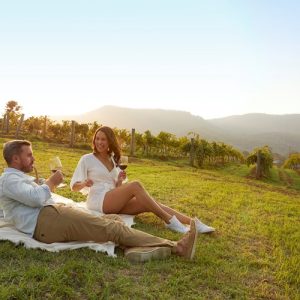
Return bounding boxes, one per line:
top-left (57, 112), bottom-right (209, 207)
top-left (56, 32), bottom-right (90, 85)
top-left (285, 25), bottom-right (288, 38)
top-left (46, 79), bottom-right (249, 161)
top-left (102, 181), bottom-right (172, 223)
top-left (119, 199), bottom-right (191, 224)
top-left (117, 197), bottom-right (148, 215)
top-left (158, 203), bottom-right (191, 225)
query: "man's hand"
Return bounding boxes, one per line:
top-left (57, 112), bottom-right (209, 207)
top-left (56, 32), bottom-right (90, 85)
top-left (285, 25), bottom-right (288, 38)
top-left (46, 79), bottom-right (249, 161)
top-left (45, 170), bottom-right (64, 191)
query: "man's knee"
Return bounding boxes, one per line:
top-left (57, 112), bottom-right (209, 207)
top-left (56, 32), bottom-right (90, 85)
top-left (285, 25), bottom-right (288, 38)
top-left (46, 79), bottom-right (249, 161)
top-left (103, 214), bottom-right (125, 224)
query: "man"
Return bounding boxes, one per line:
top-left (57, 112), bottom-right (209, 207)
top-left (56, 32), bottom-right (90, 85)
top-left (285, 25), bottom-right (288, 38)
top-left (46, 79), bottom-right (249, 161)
top-left (0, 140), bottom-right (198, 262)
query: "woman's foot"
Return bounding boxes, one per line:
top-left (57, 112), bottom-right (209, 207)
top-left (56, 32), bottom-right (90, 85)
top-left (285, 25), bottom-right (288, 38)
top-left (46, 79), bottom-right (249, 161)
top-left (165, 215), bottom-right (189, 233)
top-left (194, 217), bottom-right (215, 233)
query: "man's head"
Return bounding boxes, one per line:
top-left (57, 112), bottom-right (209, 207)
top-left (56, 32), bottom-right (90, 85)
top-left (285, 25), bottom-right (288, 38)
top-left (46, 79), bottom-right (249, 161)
top-left (3, 140), bottom-right (34, 173)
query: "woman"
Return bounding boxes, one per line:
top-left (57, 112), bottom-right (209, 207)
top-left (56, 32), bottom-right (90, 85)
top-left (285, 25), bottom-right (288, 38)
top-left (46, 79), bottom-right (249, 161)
top-left (70, 126), bottom-right (215, 234)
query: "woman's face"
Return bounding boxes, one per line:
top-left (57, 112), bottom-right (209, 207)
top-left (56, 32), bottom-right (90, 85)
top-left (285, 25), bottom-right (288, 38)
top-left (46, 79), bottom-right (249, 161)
top-left (94, 130), bottom-right (109, 154)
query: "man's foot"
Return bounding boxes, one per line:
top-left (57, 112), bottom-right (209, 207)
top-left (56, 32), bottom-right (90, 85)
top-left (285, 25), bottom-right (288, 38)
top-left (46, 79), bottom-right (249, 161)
top-left (124, 247), bottom-right (171, 263)
top-left (195, 217), bottom-right (215, 233)
top-left (165, 215), bottom-right (189, 233)
top-left (175, 219), bottom-right (198, 260)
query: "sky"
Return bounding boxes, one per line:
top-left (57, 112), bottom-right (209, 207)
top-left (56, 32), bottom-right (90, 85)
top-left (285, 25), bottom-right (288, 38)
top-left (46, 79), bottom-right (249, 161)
top-left (0, 0), bottom-right (300, 119)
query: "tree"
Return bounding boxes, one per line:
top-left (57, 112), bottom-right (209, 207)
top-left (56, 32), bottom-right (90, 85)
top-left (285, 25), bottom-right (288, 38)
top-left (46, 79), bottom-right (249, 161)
top-left (135, 132), bottom-right (145, 154)
top-left (47, 121), bottom-right (71, 142)
top-left (157, 131), bottom-right (174, 156)
top-left (114, 128), bottom-right (130, 152)
top-left (283, 153), bottom-right (300, 170)
top-left (247, 146), bottom-right (273, 178)
top-left (75, 123), bottom-right (89, 142)
top-left (5, 100), bottom-right (22, 114)
top-left (196, 139), bottom-right (210, 167)
top-left (3, 100), bottom-right (23, 132)
top-left (23, 116), bottom-right (43, 136)
top-left (87, 121), bottom-right (101, 142)
top-left (143, 130), bottom-right (156, 156)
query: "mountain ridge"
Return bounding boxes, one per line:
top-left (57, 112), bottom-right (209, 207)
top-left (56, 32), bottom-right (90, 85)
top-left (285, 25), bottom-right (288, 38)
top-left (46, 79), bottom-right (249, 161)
top-left (52, 106), bottom-right (300, 156)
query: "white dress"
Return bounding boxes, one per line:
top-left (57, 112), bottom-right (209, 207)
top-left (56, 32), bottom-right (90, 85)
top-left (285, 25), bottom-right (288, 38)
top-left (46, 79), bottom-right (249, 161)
top-left (70, 153), bottom-right (120, 212)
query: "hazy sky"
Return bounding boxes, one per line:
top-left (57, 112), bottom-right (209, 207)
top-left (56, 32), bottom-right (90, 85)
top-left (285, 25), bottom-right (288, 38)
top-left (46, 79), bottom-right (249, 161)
top-left (1, 0), bottom-right (299, 119)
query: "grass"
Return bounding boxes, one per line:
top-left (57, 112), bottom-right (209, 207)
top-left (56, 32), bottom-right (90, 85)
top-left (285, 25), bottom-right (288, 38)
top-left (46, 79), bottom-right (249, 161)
top-left (0, 138), bottom-right (300, 299)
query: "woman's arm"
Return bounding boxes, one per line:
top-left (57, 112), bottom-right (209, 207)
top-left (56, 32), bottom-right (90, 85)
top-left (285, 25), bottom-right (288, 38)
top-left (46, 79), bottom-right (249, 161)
top-left (70, 155), bottom-right (89, 192)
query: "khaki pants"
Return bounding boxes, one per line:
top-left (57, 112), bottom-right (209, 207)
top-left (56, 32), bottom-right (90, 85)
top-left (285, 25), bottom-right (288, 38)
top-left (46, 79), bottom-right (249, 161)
top-left (33, 204), bottom-right (176, 250)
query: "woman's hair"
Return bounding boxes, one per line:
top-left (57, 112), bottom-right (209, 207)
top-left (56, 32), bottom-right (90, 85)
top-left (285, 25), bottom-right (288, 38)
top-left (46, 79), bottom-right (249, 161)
top-left (92, 126), bottom-right (121, 164)
top-left (3, 140), bottom-right (31, 164)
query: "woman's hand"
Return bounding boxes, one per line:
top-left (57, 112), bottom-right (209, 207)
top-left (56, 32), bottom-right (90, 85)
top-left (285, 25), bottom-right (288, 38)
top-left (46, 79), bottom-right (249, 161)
top-left (84, 179), bottom-right (94, 187)
top-left (72, 179), bottom-right (93, 192)
top-left (116, 171), bottom-right (126, 187)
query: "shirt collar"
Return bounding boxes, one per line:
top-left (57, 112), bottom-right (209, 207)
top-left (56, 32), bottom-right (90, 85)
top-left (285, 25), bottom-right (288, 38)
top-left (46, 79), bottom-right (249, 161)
top-left (4, 167), bottom-right (25, 174)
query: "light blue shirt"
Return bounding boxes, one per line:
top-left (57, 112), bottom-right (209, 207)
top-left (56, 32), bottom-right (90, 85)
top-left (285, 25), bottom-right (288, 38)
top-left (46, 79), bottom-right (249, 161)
top-left (0, 168), bottom-right (54, 236)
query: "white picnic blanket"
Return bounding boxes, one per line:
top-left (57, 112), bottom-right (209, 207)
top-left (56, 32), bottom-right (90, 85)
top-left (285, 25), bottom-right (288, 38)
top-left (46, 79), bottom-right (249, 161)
top-left (0, 194), bottom-right (134, 257)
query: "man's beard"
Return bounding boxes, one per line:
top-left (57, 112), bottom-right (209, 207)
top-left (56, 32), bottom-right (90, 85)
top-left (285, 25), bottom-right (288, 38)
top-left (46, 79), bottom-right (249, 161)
top-left (21, 163), bottom-right (33, 173)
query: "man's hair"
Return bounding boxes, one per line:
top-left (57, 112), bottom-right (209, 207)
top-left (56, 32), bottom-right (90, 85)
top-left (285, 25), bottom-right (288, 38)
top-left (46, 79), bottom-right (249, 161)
top-left (3, 140), bottom-right (31, 164)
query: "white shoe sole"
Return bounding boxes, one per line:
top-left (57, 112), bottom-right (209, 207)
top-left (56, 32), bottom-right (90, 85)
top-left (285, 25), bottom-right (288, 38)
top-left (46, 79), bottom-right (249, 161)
top-left (187, 225), bottom-right (215, 234)
top-left (198, 227), bottom-right (215, 234)
top-left (189, 222), bottom-right (198, 260)
top-left (125, 247), bottom-right (171, 263)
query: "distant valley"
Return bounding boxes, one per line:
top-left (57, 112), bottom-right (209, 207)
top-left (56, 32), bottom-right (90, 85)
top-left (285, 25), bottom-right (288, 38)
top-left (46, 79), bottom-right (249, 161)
top-left (53, 106), bottom-right (300, 156)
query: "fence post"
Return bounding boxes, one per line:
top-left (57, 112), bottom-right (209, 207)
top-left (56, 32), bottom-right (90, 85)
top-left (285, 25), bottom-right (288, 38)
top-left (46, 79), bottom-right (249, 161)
top-left (15, 114), bottom-right (25, 138)
top-left (70, 120), bottom-right (76, 147)
top-left (2, 114), bottom-right (6, 133)
top-left (190, 138), bottom-right (195, 166)
top-left (5, 113), bottom-right (9, 134)
top-left (42, 116), bottom-right (47, 139)
top-left (256, 150), bottom-right (262, 179)
top-left (130, 128), bottom-right (135, 156)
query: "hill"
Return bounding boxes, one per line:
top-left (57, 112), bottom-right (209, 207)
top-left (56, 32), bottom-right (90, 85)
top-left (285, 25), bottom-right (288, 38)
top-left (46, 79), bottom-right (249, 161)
top-left (53, 105), bottom-right (223, 138)
top-left (208, 113), bottom-right (300, 135)
top-left (208, 113), bottom-right (300, 155)
top-left (53, 106), bottom-right (300, 155)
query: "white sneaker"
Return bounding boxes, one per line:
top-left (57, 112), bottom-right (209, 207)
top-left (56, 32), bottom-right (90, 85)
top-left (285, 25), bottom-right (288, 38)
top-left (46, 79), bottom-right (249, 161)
top-left (165, 215), bottom-right (189, 233)
top-left (195, 217), bottom-right (215, 234)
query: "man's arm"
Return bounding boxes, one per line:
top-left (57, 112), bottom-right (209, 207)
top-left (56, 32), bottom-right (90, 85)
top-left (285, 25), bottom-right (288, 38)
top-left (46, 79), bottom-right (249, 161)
top-left (2, 171), bottom-right (63, 207)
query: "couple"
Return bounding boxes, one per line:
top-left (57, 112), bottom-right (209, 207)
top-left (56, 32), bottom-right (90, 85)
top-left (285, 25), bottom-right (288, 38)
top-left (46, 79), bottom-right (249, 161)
top-left (71, 126), bottom-right (215, 235)
top-left (0, 132), bottom-right (213, 263)
top-left (0, 140), bottom-right (197, 262)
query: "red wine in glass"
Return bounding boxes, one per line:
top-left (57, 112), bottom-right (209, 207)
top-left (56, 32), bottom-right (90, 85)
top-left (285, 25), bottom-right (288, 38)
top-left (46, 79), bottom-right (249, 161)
top-left (49, 157), bottom-right (65, 188)
top-left (119, 164), bottom-right (127, 170)
top-left (119, 156), bottom-right (129, 182)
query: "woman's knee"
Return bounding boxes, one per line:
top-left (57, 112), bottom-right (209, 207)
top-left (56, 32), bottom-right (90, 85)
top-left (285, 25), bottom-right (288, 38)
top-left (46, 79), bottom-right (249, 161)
top-left (130, 180), bottom-right (144, 192)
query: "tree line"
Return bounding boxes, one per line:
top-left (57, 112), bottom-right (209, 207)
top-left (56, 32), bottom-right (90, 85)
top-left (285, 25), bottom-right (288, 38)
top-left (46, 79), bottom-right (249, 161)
top-left (1, 100), bottom-right (299, 177)
top-left (0, 101), bottom-right (244, 163)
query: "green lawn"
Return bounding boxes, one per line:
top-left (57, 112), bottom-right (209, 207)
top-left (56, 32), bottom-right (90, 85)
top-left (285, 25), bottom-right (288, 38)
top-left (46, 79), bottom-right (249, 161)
top-left (0, 139), bottom-right (299, 299)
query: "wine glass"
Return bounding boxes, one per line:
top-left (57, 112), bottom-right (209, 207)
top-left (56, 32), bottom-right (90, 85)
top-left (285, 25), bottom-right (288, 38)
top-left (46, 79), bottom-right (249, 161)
top-left (119, 155), bottom-right (128, 182)
top-left (49, 156), bottom-right (62, 173)
top-left (119, 155), bottom-right (128, 171)
top-left (49, 156), bottom-right (66, 188)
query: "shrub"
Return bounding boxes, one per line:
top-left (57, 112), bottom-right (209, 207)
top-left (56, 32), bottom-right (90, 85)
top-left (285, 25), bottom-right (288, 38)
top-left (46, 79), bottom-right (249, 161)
top-left (246, 146), bottom-right (273, 178)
